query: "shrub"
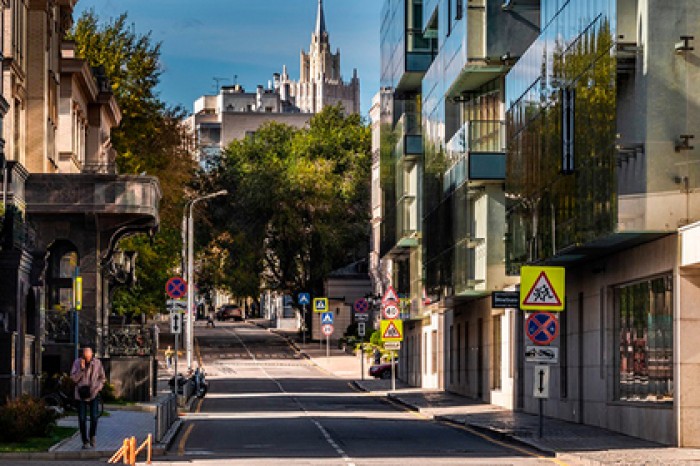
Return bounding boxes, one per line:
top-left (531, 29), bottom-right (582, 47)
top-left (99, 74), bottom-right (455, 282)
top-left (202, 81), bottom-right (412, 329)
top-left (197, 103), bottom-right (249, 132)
top-left (101, 382), bottom-right (118, 403)
top-left (0, 395), bottom-right (59, 442)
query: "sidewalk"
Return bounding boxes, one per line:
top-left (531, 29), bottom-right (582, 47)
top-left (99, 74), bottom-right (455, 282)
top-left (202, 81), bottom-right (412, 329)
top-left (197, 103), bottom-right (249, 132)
top-left (352, 381), bottom-right (700, 466)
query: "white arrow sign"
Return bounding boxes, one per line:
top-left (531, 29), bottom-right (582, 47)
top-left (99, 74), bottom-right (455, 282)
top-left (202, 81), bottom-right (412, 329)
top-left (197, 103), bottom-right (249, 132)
top-left (170, 310), bottom-right (183, 334)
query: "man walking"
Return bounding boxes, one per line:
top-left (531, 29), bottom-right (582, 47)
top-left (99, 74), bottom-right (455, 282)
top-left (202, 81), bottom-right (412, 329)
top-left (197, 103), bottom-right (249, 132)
top-left (70, 347), bottom-right (106, 449)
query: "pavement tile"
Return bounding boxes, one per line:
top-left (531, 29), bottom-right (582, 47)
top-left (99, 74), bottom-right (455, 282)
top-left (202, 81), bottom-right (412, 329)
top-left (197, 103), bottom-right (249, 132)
top-left (54, 410), bottom-right (154, 454)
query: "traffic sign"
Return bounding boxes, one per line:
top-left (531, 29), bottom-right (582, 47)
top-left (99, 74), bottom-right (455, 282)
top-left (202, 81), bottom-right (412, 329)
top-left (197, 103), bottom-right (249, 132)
top-left (382, 304), bottom-right (400, 320)
top-left (382, 286), bottom-right (399, 305)
top-left (298, 293), bottom-right (311, 306)
top-left (167, 299), bottom-right (187, 312)
top-left (380, 319), bottom-right (403, 342)
top-left (354, 313), bottom-right (369, 323)
top-left (533, 365), bottom-right (550, 398)
top-left (170, 310), bottom-right (183, 334)
top-left (166, 277), bottom-right (188, 299)
top-left (358, 322), bottom-right (366, 337)
top-left (526, 312), bottom-right (559, 346)
top-left (73, 276), bottom-right (83, 311)
top-left (520, 266), bottom-right (565, 311)
top-left (384, 341), bottom-right (401, 351)
top-left (313, 297), bottom-right (328, 313)
top-left (322, 324), bottom-right (334, 337)
top-left (525, 346), bottom-right (559, 364)
top-left (321, 312), bottom-right (334, 325)
top-left (353, 298), bottom-right (369, 314)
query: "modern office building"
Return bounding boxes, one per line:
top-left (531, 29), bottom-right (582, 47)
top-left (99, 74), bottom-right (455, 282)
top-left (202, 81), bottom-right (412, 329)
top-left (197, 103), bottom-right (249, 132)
top-left (378, 0), bottom-right (538, 396)
top-left (506, 0), bottom-right (700, 446)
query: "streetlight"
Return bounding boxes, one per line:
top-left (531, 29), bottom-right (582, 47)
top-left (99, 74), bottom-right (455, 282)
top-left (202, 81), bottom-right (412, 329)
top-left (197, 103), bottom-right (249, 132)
top-left (183, 189), bottom-right (228, 370)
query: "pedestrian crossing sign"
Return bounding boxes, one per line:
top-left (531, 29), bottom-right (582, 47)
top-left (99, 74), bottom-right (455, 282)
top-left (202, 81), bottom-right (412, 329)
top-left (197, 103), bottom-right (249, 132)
top-left (321, 312), bottom-right (334, 325)
top-left (313, 297), bottom-right (328, 313)
top-left (520, 266), bottom-right (565, 311)
top-left (380, 319), bottom-right (403, 342)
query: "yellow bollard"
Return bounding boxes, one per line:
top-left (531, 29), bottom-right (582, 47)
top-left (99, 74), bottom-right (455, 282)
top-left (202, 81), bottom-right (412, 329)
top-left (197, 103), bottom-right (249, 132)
top-left (122, 437), bottom-right (130, 465)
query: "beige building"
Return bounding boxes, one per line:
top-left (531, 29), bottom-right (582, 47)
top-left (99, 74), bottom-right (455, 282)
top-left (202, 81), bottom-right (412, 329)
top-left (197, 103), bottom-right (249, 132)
top-left (187, 0), bottom-right (360, 167)
top-left (0, 0), bottom-right (160, 400)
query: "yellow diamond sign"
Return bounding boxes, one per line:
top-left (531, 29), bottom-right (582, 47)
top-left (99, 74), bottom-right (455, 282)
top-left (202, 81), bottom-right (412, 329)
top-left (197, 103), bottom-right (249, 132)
top-left (520, 266), bottom-right (565, 312)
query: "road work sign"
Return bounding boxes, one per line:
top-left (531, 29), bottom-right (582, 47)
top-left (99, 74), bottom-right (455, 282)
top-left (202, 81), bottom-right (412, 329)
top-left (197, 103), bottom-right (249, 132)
top-left (381, 320), bottom-right (403, 342)
top-left (313, 298), bottom-right (328, 313)
top-left (520, 266), bottom-right (565, 311)
top-left (321, 312), bottom-right (334, 325)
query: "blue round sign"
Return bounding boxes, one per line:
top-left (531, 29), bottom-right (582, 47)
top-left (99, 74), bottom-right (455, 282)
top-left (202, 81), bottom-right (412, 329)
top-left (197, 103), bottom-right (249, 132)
top-left (526, 312), bottom-right (559, 346)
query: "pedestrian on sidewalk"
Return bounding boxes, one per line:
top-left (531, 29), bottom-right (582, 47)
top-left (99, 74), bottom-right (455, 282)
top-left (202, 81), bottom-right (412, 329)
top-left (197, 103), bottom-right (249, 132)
top-left (165, 345), bottom-right (174, 368)
top-left (70, 347), bottom-right (106, 450)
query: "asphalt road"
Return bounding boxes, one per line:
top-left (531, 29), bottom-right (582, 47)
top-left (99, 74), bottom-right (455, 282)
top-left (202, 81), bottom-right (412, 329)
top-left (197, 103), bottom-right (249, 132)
top-left (142, 322), bottom-right (557, 466)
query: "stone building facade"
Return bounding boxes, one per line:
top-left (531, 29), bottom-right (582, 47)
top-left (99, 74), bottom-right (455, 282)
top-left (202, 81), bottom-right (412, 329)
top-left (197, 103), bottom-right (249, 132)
top-left (0, 0), bottom-right (161, 401)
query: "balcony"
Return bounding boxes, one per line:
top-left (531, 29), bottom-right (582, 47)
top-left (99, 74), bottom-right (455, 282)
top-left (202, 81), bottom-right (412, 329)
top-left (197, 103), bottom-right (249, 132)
top-left (445, 120), bottom-right (506, 189)
top-left (25, 174), bottom-right (161, 224)
top-left (395, 112), bottom-right (423, 159)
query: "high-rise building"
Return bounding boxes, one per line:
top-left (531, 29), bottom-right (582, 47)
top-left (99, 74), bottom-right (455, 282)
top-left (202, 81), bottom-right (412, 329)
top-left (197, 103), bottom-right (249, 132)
top-left (188, 0), bottom-right (360, 167)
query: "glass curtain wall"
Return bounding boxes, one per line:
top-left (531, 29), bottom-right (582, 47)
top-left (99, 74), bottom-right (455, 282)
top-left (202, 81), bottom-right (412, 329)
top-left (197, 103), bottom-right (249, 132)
top-left (505, 0), bottom-right (617, 273)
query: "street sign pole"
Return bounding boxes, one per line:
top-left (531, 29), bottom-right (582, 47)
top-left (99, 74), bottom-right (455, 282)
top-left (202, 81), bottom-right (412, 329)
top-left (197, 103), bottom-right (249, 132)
top-left (326, 333), bottom-right (330, 363)
top-left (539, 398), bottom-right (544, 438)
top-left (360, 344), bottom-right (365, 381)
top-left (320, 313), bottom-right (323, 350)
top-left (173, 332), bottom-right (179, 394)
top-left (391, 350), bottom-right (396, 392)
top-left (302, 305), bottom-right (306, 346)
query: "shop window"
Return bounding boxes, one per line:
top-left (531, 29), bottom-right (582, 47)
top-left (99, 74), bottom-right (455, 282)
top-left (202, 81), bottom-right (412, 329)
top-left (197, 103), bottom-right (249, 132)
top-left (616, 275), bottom-right (673, 403)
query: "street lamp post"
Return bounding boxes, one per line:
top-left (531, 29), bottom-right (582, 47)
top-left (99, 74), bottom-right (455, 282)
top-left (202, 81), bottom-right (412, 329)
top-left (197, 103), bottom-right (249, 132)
top-left (183, 190), bottom-right (227, 370)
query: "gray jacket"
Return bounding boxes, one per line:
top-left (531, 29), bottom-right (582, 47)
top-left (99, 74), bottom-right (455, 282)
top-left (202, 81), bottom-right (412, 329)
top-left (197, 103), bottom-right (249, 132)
top-left (70, 357), bottom-right (106, 401)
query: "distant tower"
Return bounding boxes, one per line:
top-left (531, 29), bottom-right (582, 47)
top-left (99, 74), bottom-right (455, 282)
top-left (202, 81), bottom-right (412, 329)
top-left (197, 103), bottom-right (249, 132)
top-left (285, 0), bottom-right (360, 114)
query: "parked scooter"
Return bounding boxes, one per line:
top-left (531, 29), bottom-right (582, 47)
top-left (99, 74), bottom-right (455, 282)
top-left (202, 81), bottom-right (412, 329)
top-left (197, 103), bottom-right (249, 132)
top-left (192, 367), bottom-right (208, 398)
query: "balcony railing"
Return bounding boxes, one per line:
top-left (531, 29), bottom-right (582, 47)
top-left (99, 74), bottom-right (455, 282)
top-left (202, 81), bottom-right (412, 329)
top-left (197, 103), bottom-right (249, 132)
top-left (25, 174), bottom-right (161, 221)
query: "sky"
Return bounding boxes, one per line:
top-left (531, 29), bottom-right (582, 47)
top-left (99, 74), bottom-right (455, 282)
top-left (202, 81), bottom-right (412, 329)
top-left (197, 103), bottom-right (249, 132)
top-left (75, 0), bottom-right (382, 116)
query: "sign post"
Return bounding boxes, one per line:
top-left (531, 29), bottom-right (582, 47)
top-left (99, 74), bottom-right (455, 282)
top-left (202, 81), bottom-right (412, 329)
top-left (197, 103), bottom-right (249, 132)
top-left (167, 299), bottom-right (187, 394)
top-left (166, 277), bottom-right (189, 369)
top-left (520, 266), bottom-right (565, 440)
top-left (321, 323), bottom-right (333, 363)
top-left (72, 268), bottom-right (81, 361)
top-left (533, 365), bottom-right (550, 438)
top-left (380, 319), bottom-right (403, 392)
top-left (298, 293), bottom-right (311, 346)
top-left (314, 298), bottom-right (328, 350)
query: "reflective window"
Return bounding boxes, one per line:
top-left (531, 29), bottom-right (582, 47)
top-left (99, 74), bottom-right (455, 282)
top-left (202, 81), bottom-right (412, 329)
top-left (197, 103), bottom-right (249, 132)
top-left (616, 275), bottom-right (673, 403)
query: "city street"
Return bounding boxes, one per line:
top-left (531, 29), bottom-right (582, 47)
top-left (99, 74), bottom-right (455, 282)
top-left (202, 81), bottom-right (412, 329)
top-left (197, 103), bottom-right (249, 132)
top-left (153, 322), bottom-right (556, 465)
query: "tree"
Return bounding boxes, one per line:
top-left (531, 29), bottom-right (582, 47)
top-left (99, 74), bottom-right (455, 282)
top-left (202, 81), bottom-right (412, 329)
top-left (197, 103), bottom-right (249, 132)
top-left (70, 10), bottom-right (196, 315)
top-left (205, 105), bottom-right (371, 299)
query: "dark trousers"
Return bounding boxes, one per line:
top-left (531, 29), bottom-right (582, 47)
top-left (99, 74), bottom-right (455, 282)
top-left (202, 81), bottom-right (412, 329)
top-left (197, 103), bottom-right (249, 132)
top-left (77, 398), bottom-right (99, 443)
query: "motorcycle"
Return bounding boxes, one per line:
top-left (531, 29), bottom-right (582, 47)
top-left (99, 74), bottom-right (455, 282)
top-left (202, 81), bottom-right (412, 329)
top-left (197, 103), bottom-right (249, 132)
top-left (192, 367), bottom-right (208, 398)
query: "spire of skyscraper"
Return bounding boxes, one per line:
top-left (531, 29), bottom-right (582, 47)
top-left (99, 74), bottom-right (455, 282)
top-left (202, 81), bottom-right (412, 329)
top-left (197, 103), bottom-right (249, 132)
top-left (316, 0), bottom-right (327, 36)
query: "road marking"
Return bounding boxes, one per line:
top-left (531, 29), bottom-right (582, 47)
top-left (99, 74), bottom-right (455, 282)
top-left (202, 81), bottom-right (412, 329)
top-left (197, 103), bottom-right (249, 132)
top-left (177, 385), bottom-right (205, 456)
top-left (225, 326), bottom-right (355, 465)
top-left (177, 424), bottom-right (194, 457)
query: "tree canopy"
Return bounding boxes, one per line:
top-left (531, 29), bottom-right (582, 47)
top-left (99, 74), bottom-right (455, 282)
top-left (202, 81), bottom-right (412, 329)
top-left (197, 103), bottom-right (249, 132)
top-left (70, 10), bottom-right (196, 315)
top-left (203, 105), bottom-right (371, 299)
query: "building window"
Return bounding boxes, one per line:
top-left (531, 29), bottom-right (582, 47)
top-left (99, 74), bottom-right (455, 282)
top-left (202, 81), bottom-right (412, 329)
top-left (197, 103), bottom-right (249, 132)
top-left (616, 275), bottom-right (673, 403)
top-left (491, 315), bottom-right (502, 390)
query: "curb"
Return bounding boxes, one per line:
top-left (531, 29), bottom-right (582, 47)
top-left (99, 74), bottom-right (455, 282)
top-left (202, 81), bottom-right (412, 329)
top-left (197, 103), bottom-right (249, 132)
top-left (153, 419), bottom-right (183, 456)
top-left (435, 416), bottom-right (558, 458)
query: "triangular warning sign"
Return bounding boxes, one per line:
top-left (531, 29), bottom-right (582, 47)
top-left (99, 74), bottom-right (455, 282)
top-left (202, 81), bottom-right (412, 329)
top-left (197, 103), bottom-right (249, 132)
top-left (382, 286), bottom-right (399, 304)
top-left (382, 321), bottom-right (401, 339)
top-left (523, 272), bottom-right (562, 307)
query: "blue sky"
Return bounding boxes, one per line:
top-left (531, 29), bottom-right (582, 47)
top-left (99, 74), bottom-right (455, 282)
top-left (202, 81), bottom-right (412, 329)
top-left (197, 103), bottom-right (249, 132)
top-left (75, 0), bottom-right (381, 116)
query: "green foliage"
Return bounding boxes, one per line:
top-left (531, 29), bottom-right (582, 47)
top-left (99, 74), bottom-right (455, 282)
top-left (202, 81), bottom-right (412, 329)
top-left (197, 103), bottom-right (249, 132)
top-left (205, 105), bottom-right (371, 297)
top-left (70, 11), bottom-right (196, 316)
top-left (369, 330), bottom-right (381, 347)
top-left (0, 396), bottom-right (59, 442)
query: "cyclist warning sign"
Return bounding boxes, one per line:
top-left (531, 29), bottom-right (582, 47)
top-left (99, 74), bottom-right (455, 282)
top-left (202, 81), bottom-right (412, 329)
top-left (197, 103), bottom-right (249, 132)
top-left (520, 266), bottom-right (565, 311)
top-left (380, 320), bottom-right (403, 342)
